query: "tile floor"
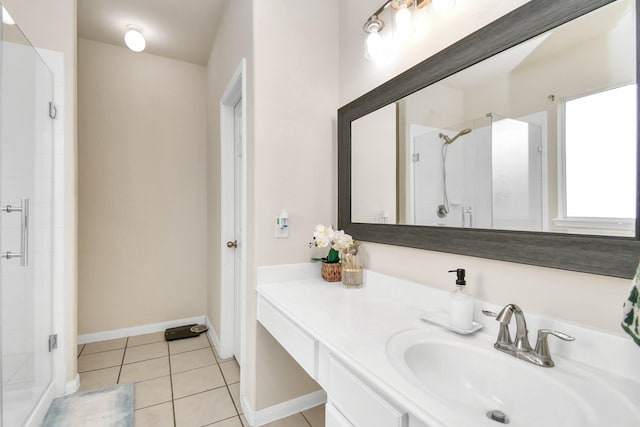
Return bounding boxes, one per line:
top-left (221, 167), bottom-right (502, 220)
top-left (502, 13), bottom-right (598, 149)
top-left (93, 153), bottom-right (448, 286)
top-left (77, 331), bottom-right (324, 427)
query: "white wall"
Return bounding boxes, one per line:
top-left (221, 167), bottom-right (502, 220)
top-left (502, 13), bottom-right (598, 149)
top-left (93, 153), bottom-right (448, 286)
top-left (77, 39), bottom-right (208, 334)
top-left (339, 0), bottom-right (631, 334)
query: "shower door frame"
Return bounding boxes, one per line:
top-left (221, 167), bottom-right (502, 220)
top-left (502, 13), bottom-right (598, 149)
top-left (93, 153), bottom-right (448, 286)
top-left (0, 14), bottom-right (67, 426)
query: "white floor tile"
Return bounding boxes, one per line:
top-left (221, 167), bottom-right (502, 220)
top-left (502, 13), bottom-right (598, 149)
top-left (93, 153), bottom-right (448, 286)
top-left (135, 375), bottom-right (172, 409)
top-left (172, 364), bottom-right (225, 399)
top-left (124, 341), bottom-right (168, 364)
top-left (171, 347), bottom-right (217, 373)
top-left (135, 402), bottom-right (174, 427)
top-left (174, 388), bottom-right (237, 427)
top-left (220, 359), bottom-right (240, 384)
top-left (119, 357), bottom-right (170, 383)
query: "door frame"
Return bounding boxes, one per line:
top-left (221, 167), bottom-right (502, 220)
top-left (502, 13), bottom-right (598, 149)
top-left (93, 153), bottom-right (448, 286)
top-left (219, 58), bottom-right (247, 365)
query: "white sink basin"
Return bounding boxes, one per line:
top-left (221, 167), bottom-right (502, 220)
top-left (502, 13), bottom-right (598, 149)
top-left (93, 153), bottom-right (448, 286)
top-left (386, 328), bottom-right (640, 427)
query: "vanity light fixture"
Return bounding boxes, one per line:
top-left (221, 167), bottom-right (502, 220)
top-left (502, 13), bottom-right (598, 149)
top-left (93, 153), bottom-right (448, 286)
top-left (431, 0), bottom-right (456, 12)
top-left (363, 0), bottom-right (457, 60)
top-left (392, 0), bottom-right (415, 38)
top-left (363, 15), bottom-right (386, 60)
top-left (124, 25), bottom-right (146, 52)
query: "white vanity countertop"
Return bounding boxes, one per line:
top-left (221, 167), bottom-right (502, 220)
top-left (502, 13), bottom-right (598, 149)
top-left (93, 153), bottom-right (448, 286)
top-left (256, 263), bottom-right (640, 427)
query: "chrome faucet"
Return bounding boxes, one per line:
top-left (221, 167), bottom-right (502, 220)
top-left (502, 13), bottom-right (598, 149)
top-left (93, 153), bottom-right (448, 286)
top-left (483, 304), bottom-right (575, 368)
top-left (495, 304), bottom-right (532, 353)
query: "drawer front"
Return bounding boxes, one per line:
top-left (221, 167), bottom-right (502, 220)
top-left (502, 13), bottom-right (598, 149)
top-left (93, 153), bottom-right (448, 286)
top-left (326, 403), bottom-right (355, 427)
top-left (257, 296), bottom-right (317, 378)
top-left (328, 355), bottom-right (407, 427)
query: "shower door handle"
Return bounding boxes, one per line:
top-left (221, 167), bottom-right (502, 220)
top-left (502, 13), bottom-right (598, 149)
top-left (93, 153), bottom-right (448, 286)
top-left (461, 205), bottom-right (473, 229)
top-left (1, 198), bottom-right (29, 267)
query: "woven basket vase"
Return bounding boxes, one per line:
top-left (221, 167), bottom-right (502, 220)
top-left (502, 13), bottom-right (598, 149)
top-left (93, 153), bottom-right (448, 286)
top-left (321, 262), bottom-right (342, 282)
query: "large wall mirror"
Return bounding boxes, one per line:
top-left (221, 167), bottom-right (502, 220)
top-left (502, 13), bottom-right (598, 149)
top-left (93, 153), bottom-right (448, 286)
top-left (338, 0), bottom-right (640, 278)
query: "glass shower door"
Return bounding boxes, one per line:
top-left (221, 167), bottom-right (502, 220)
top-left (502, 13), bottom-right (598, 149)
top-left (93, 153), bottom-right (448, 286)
top-left (0, 8), bottom-right (55, 427)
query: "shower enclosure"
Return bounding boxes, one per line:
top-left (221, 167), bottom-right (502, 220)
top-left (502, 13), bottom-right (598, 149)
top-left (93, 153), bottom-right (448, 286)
top-left (0, 6), bottom-right (57, 426)
top-left (410, 114), bottom-right (543, 231)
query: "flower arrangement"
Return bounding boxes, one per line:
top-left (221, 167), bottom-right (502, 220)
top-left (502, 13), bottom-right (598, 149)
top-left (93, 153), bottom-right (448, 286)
top-left (310, 224), bottom-right (353, 263)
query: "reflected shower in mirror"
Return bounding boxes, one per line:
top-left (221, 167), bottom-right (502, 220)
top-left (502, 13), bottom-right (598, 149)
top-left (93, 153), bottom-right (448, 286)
top-left (410, 115), bottom-right (542, 231)
top-left (350, 0), bottom-right (636, 237)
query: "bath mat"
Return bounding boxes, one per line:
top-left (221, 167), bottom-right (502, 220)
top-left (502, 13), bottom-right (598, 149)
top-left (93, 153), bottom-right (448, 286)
top-left (43, 382), bottom-right (134, 427)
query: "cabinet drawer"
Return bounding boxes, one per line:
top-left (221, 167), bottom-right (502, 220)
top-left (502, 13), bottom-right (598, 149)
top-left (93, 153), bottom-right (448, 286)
top-left (257, 296), bottom-right (318, 378)
top-left (328, 355), bottom-right (407, 427)
top-left (326, 403), bottom-right (355, 427)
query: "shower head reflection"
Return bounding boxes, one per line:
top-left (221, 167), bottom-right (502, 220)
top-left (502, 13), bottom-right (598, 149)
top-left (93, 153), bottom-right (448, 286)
top-left (439, 128), bottom-right (472, 144)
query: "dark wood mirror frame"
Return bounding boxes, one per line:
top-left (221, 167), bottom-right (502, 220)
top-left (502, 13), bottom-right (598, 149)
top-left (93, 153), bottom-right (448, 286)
top-left (338, 0), bottom-right (640, 279)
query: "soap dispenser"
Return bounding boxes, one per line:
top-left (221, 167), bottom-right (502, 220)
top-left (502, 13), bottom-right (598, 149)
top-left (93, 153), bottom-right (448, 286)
top-left (448, 268), bottom-right (474, 331)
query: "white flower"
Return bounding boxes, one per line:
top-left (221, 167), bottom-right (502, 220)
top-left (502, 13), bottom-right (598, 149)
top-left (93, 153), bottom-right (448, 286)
top-left (313, 224), bottom-right (334, 248)
top-left (331, 230), bottom-right (353, 251)
top-left (311, 224), bottom-right (353, 255)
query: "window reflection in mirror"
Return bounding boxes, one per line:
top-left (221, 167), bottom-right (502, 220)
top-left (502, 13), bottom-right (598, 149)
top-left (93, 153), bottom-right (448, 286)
top-left (350, 0), bottom-right (636, 237)
top-left (558, 84), bottom-right (637, 236)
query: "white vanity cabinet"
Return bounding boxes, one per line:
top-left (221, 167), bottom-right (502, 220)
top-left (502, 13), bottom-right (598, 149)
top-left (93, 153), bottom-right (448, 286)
top-left (326, 355), bottom-right (407, 427)
top-left (255, 265), bottom-right (640, 427)
top-left (325, 403), bottom-right (354, 427)
top-left (256, 296), bottom-right (319, 379)
top-left (256, 292), bottom-right (413, 427)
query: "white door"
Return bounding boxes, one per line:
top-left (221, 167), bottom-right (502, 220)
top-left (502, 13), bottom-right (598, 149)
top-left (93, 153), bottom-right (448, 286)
top-left (232, 99), bottom-right (243, 365)
top-left (0, 23), bottom-right (56, 427)
top-left (220, 59), bottom-right (245, 370)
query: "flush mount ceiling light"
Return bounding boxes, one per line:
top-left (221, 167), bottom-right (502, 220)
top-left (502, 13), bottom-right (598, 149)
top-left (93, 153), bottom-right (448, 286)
top-left (2, 6), bottom-right (15, 25)
top-left (363, 0), bottom-right (458, 60)
top-left (124, 24), bottom-right (146, 52)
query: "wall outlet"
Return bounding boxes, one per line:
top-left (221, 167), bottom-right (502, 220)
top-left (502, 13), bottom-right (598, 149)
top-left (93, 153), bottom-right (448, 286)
top-left (275, 215), bottom-right (288, 238)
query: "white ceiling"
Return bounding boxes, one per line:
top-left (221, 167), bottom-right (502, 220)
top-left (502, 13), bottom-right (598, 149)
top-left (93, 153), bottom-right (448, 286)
top-left (77, 0), bottom-right (225, 65)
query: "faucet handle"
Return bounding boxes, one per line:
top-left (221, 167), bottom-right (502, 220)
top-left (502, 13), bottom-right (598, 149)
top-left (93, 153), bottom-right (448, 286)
top-left (482, 310), bottom-right (512, 348)
top-left (538, 329), bottom-right (575, 342)
top-left (534, 329), bottom-right (575, 367)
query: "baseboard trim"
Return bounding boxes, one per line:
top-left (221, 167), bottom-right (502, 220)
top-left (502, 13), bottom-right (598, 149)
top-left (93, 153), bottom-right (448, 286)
top-left (65, 373), bottom-right (80, 395)
top-left (204, 315), bottom-right (222, 355)
top-left (77, 315), bottom-right (206, 344)
top-left (241, 389), bottom-right (326, 426)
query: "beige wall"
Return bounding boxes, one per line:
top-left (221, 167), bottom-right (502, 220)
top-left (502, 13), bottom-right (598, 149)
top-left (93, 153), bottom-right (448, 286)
top-left (2, 0), bottom-right (78, 384)
top-left (77, 39), bottom-right (207, 334)
top-left (204, 0), bottom-right (255, 403)
top-left (206, 0), bottom-right (340, 411)
top-left (339, 0), bottom-right (631, 334)
top-left (352, 104), bottom-right (397, 224)
top-left (250, 0), bottom-right (340, 410)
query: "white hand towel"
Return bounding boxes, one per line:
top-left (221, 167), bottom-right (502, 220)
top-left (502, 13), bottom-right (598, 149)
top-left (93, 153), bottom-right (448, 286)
top-left (622, 261), bottom-right (640, 347)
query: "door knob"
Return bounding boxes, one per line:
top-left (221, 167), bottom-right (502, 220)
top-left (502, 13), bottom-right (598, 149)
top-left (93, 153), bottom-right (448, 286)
top-left (226, 240), bottom-right (238, 248)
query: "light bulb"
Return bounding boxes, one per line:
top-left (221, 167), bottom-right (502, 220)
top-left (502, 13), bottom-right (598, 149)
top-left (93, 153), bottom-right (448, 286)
top-left (394, 8), bottom-right (414, 38)
top-left (366, 31), bottom-right (384, 60)
top-left (413, 5), bottom-right (431, 36)
top-left (2, 7), bottom-right (15, 25)
top-left (363, 16), bottom-right (387, 61)
top-left (124, 25), bottom-right (146, 52)
top-left (432, 0), bottom-right (456, 12)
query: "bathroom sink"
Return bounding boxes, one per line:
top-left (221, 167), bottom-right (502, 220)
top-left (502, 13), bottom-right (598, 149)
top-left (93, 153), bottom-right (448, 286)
top-left (386, 328), bottom-right (640, 427)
